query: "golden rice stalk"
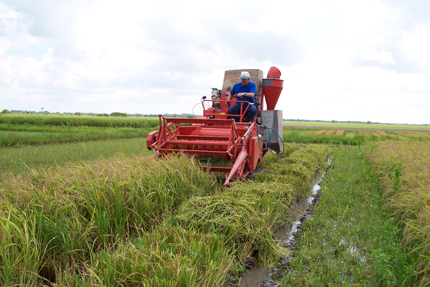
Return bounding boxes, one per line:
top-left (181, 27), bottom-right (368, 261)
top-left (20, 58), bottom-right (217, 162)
top-left (334, 130), bottom-right (346, 136)
top-left (314, 130), bottom-right (327, 135)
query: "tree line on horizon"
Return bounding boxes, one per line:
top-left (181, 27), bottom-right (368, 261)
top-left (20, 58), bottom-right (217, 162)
top-left (1, 109), bottom-right (195, 118)
top-left (2, 109), bottom-right (427, 125)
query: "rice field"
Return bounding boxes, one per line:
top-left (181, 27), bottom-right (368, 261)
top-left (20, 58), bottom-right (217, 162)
top-left (0, 114), bottom-right (159, 128)
top-left (0, 138), bottom-right (149, 177)
top-left (1, 116), bottom-right (429, 286)
top-left (282, 145), bottom-right (418, 286)
top-left (284, 127), bottom-right (430, 145)
top-left (283, 120), bottom-right (430, 132)
top-left (0, 115), bottom-right (158, 147)
top-left (0, 142), bottom-right (331, 286)
top-left (366, 141), bottom-right (430, 286)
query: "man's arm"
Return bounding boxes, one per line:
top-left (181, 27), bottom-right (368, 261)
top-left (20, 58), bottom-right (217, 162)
top-left (227, 85), bottom-right (236, 104)
top-left (237, 82), bottom-right (257, 98)
top-left (237, 92), bottom-right (255, 98)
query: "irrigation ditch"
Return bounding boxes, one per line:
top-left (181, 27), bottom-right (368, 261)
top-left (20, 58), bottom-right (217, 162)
top-left (225, 160), bottom-right (332, 287)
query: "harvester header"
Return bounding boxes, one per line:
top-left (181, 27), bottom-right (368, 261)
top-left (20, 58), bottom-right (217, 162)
top-left (147, 67), bottom-right (284, 185)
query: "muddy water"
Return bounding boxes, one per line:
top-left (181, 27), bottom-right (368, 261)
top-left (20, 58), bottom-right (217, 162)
top-left (237, 177), bottom-right (324, 287)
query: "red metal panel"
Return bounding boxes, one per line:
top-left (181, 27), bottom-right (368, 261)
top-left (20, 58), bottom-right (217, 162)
top-left (201, 166), bottom-right (232, 173)
top-left (166, 140), bottom-right (229, 146)
top-left (158, 148), bottom-right (227, 157)
top-left (146, 131), bottom-right (158, 150)
top-left (194, 127), bottom-right (231, 137)
top-left (267, 66), bottom-right (281, 78)
top-left (176, 135), bottom-right (230, 141)
top-left (165, 117), bottom-right (233, 125)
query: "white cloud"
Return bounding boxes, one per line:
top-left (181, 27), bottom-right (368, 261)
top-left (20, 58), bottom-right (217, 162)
top-left (401, 23), bottom-right (430, 70)
top-left (359, 48), bottom-right (395, 63)
top-left (0, 2), bottom-right (40, 54)
top-left (0, 0), bottom-right (429, 124)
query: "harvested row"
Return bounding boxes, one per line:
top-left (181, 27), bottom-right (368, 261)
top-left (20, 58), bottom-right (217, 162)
top-left (334, 130), bottom-right (346, 136)
top-left (313, 130), bottom-right (327, 135)
top-left (365, 141), bottom-right (430, 285)
top-left (312, 130), bottom-right (346, 136)
top-left (172, 144), bottom-right (331, 268)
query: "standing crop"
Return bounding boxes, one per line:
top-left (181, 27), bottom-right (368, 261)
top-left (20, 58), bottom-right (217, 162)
top-left (366, 141), bottom-right (430, 286)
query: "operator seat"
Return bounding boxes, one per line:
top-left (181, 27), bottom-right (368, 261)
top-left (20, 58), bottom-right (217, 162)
top-left (221, 69), bottom-right (264, 122)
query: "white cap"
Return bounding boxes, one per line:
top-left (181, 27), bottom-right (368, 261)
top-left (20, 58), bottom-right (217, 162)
top-left (240, 71), bottom-right (250, 79)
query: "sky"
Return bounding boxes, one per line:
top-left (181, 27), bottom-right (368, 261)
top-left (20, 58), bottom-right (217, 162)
top-left (0, 0), bottom-right (429, 124)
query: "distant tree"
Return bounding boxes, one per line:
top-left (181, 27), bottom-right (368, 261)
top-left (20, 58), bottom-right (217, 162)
top-left (1, 109), bottom-right (11, 114)
top-left (110, 112), bottom-right (127, 117)
top-left (366, 121), bottom-right (372, 124)
top-left (331, 120), bottom-right (336, 123)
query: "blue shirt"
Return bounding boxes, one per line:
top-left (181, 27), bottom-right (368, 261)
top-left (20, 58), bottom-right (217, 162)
top-left (231, 81), bottom-right (257, 105)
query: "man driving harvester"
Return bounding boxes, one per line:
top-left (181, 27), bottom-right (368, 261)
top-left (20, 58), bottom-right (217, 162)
top-left (226, 71), bottom-right (258, 122)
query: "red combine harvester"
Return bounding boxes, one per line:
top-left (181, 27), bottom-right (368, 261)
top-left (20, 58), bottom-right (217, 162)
top-left (147, 67), bottom-right (284, 186)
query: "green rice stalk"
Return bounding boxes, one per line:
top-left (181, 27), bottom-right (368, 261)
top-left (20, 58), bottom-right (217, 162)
top-left (58, 226), bottom-right (234, 287)
top-left (0, 153), bottom-right (217, 284)
top-left (0, 207), bottom-right (45, 286)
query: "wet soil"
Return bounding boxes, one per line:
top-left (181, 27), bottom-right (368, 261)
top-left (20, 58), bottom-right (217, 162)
top-left (224, 168), bottom-right (329, 287)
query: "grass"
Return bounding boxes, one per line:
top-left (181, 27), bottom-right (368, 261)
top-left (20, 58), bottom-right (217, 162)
top-left (0, 154), bottom-right (217, 285)
top-left (58, 226), bottom-right (235, 287)
top-left (283, 127), bottom-right (430, 145)
top-left (0, 137), bottom-right (150, 177)
top-left (284, 129), bottom-right (366, 145)
top-left (0, 114), bottom-right (159, 128)
top-left (0, 141), bottom-right (333, 285)
top-left (0, 114), bottom-right (159, 148)
top-left (0, 126), bottom-right (154, 147)
top-left (283, 120), bottom-right (430, 131)
top-left (5, 136), bottom-right (421, 285)
top-left (281, 146), bottom-right (417, 286)
top-left (6, 116), bottom-right (425, 285)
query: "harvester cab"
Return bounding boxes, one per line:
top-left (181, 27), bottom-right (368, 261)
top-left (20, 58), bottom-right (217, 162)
top-left (147, 66), bottom-right (284, 186)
